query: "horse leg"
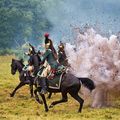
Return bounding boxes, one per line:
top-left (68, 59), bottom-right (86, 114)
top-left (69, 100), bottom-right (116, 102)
top-left (47, 92), bottom-right (52, 99)
top-left (39, 93), bottom-right (49, 112)
top-left (29, 79), bottom-right (34, 97)
top-left (10, 82), bottom-right (26, 97)
top-left (29, 84), bottom-right (33, 97)
top-left (34, 88), bottom-right (43, 104)
top-left (69, 91), bottom-right (84, 113)
top-left (49, 92), bottom-right (68, 108)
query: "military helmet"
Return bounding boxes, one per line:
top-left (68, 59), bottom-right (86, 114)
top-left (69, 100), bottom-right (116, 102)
top-left (58, 41), bottom-right (64, 49)
top-left (44, 33), bottom-right (49, 38)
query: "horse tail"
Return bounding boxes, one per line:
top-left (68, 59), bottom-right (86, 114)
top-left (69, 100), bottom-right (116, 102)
top-left (78, 78), bottom-right (95, 91)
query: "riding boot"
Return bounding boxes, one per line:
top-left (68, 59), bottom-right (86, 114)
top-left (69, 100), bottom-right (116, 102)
top-left (40, 77), bottom-right (47, 94)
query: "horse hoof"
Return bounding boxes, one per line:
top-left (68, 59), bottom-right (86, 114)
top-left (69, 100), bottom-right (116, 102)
top-left (30, 95), bottom-right (34, 98)
top-left (49, 104), bottom-right (54, 108)
top-left (10, 93), bottom-right (14, 97)
top-left (47, 97), bottom-right (51, 99)
top-left (78, 110), bottom-right (82, 113)
top-left (45, 109), bottom-right (49, 112)
top-left (36, 98), bottom-right (43, 104)
top-left (39, 100), bottom-right (43, 104)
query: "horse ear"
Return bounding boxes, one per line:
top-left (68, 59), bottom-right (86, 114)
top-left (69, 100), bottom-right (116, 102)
top-left (12, 58), bottom-right (15, 62)
top-left (20, 59), bottom-right (24, 63)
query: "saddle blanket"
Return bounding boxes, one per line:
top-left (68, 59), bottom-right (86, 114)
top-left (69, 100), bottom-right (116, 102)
top-left (48, 73), bottom-right (64, 89)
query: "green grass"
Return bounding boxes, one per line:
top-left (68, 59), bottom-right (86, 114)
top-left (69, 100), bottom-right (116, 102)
top-left (0, 56), bottom-right (120, 120)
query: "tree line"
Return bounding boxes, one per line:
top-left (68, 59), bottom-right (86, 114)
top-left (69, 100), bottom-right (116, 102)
top-left (0, 0), bottom-right (52, 50)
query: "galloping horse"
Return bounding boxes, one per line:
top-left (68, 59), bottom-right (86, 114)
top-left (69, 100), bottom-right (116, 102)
top-left (10, 59), bottom-right (34, 97)
top-left (10, 57), bottom-right (51, 101)
top-left (33, 58), bottom-right (95, 112)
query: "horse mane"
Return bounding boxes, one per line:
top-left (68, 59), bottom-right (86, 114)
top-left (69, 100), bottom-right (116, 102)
top-left (19, 59), bottom-right (24, 66)
top-left (12, 58), bottom-right (24, 67)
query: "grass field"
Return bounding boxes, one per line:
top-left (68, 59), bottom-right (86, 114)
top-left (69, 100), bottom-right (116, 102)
top-left (0, 56), bottom-right (120, 120)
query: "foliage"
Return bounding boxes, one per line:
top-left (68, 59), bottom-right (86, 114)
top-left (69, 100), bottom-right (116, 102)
top-left (0, 0), bottom-right (52, 49)
top-left (0, 48), bottom-right (24, 57)
top-left (0, 48), bottom-right (15, 55)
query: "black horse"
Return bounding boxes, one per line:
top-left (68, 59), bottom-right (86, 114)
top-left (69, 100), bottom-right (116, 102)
top-left (34, 69), bottom-right (95, 112)
top-left (10, 59), bottom-right (34, 97)
top-left (10, 57), bottom-right (52, 101)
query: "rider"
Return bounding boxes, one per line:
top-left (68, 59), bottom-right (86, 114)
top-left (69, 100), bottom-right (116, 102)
top-left (44, 33), bottom-right (58, 60)
top-left (27, 44), bottom-right (41, 77)
top-left (58, 41), bottom-right (68, 66)
top-left (39, 33), bottom-right (59, 94)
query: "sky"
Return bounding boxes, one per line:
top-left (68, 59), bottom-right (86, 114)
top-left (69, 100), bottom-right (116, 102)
top-left (43, 0), bottom-right (120, 43)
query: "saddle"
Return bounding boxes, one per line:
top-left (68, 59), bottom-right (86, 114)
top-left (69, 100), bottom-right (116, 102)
top-left (47, 65), bottom-right (66, 89)
top-left (36, 65), bottom-right (66, 89)
top-left (47, 72), bottom-right (65, 89)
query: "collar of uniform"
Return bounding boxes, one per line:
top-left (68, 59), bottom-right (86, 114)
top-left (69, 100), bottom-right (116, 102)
top-left (46, 49), bottom-right (52, 51)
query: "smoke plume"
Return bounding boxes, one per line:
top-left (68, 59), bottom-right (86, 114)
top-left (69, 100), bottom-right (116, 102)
top-left (42, 0), bottom-right (120, 107)
top-left (43, 0), bottom-right (120, 43)
top-left (65, 28), bottom-right (120, 108)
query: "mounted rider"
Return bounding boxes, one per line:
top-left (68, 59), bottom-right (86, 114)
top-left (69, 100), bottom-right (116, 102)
top-left (44, 33), bottom-right (59, 77)
top-left (44, 33), bottom-right (58, 60)
top-left (25, 43), bottom-right (41, 77)
top-left (58, 41), bottom-right (68, 66)
top-left (39, 33), bottom-right (60, 94)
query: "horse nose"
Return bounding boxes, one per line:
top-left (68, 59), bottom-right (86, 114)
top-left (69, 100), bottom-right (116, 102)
top-left (11, 70), bottom-right (15, 75)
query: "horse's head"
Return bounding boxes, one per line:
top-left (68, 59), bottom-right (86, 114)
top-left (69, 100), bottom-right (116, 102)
top-left (29, 54), bottom-right (41, 66)
top-left (11, 59), bottom-right (24, 75)
top-left (11, 59), bottom-right (17, 75)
